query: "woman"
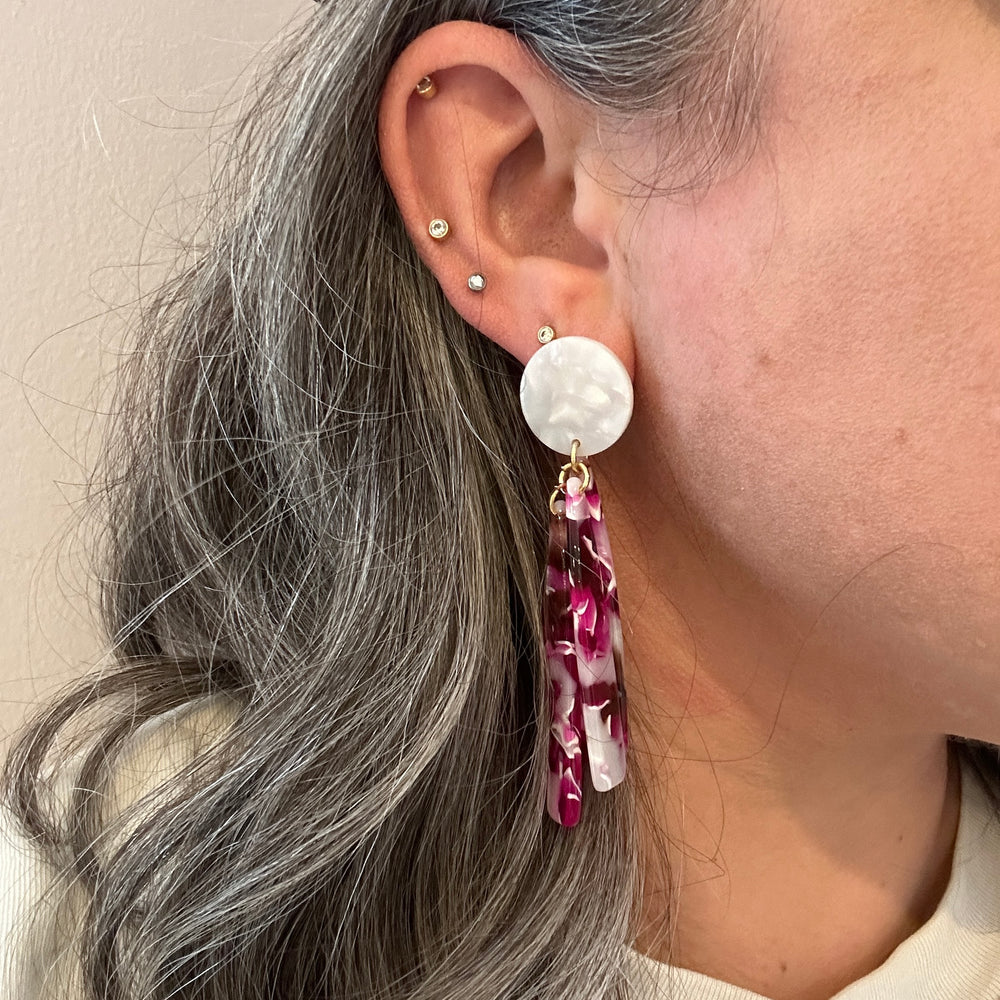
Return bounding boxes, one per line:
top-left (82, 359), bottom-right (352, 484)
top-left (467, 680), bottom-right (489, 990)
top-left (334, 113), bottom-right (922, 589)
top-left (2, 0), bottom-right (999, 997)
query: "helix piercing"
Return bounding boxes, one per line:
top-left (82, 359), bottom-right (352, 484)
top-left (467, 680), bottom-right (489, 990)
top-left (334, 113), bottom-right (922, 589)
top-left (415, 76), bottom-right (437, 99)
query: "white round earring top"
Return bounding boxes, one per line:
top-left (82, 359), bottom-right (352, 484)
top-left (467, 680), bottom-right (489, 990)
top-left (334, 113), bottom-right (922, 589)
top-left (519, 336), bottom-right (633, 456)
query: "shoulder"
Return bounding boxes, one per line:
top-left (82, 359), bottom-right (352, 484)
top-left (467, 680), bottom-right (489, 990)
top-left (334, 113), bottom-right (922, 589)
top-left (0, 693), bottom-right (239, 998)
top-left (105, 693), bottom-right (240, 823)
top-left (0, 774), bottom-right (88, 997)
top-left (0, 798), bottom-right (55, 996)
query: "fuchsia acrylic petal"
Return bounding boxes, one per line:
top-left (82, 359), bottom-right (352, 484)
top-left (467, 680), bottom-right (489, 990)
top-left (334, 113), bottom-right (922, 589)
top-left (543, 506), bottom-right (585, 826)
top-left (581, 481), bottom-right (629, 753)
top-left (543, 465), bottom-right (629, 826)
top-left (564, 473), bottom-right (628, 794)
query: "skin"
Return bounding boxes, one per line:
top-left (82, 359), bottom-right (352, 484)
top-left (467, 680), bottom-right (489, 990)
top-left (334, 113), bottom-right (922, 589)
top-left (378, 2), bottom-right (1000, 997)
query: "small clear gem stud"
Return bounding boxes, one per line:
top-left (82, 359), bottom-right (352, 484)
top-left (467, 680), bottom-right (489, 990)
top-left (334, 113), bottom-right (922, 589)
top-left (428, 219), bottom-right (450, 240)
top-left (467, 273), bottom-right (487, 293)
top-left (415, 76), bottom-right (437, 99)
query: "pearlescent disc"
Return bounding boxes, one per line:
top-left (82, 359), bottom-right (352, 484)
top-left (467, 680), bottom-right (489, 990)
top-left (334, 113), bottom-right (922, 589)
top-left (519, 336), bottom-right (633, 456)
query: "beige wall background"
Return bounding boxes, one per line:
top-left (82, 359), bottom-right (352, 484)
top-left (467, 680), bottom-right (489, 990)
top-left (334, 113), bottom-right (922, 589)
top-left (1, 0), bottom-right (308, 746)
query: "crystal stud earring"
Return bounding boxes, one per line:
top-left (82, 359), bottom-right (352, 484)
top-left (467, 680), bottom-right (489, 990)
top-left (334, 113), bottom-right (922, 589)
top-left (429, 218), bottom-right (450, 240)
top-left (468, 273), bottom-right (487, 293)
top-left (415, 75), bottom-right (437, 99)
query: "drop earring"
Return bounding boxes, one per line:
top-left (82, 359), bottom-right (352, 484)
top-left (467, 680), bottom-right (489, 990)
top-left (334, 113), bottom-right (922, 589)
top-left (519, 331), bottom-right (633, 827)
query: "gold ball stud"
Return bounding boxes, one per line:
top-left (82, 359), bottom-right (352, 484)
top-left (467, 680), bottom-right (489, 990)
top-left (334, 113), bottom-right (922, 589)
top-left (428, 218), bottom-right (450, 240)
top-left (415, 75), bottom-right (437, 99)
top-left (537, 325), bottom-right (556, 344)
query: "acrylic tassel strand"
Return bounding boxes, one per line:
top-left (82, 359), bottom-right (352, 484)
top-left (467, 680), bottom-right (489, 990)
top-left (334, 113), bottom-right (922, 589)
top-left (543, 464), bottom-right (628, 826)
top-left (543, 501), bottom-right (586, 826)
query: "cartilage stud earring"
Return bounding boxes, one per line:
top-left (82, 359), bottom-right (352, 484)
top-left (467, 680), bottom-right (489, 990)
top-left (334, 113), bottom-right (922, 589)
top-left (415, 75), bottom-right (437, 99)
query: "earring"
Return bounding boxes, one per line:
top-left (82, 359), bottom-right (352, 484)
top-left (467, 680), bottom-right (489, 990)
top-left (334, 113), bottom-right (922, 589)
top-left (428, 218), bottom-right (450, 240)
top-left (519, 333), bottom-right (633, 827)
top-left (415, 75), bottom-right (437, 99)
top-left (467, 273), bottom-right (487, 292)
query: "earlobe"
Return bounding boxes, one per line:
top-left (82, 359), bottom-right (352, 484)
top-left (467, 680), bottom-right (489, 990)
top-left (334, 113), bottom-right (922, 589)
top-left (376, 20), bottom-right (635, 379)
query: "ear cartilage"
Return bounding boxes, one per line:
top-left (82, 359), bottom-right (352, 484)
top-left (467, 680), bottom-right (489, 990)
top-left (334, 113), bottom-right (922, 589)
top-left (415, 75), bottom-right (437, 99)
top-left (429, 219), bottom-right (450, 240)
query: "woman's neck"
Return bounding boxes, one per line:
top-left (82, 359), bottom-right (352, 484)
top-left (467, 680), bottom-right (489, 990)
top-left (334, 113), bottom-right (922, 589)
top-left (633, 722), bottom-right (960, 1000)
top-left (602, 466), bottom-right (963, 1000)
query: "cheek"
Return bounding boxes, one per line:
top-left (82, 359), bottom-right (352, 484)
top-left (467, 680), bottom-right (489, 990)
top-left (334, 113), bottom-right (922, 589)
top-left (622, 15), bottom-right (1000, 712)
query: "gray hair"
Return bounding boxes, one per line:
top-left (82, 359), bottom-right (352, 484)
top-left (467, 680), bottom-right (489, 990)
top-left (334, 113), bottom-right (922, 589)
top-left (1, 2), bottom-right (770, 997)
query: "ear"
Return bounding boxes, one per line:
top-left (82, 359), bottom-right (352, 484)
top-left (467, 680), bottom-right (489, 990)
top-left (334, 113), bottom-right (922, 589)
top-left (377, 19), bottom-right (635, 378)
